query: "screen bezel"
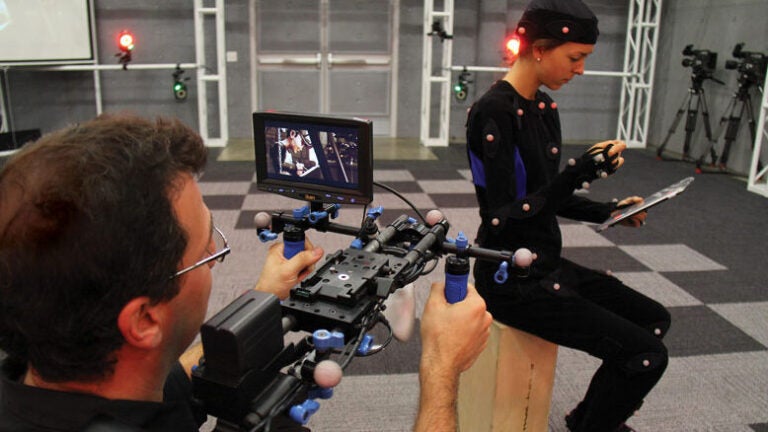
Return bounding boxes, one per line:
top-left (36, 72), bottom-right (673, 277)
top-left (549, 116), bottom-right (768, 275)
top-left (252, 111), bottom-right (374, 205)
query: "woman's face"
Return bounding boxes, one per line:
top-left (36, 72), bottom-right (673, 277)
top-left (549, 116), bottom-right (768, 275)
top-left (536, 42), bottom-right (594, 91)
top-left (287, 130), bottom-right (303, 152)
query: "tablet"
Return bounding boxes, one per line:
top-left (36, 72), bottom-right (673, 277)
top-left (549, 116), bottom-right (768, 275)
top-left (595, 177), bottom-right (694, 232)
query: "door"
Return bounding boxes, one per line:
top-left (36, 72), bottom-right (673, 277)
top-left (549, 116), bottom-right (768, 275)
top-left (252, 0), bottom-right (398, 136)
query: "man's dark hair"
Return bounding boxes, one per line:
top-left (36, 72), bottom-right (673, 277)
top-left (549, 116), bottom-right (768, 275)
top-left (0, 113), bottom-right (207, 382)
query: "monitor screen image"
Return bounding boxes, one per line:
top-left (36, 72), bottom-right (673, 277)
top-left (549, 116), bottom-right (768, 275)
top-left (253, 111), bottom-right (373, 205)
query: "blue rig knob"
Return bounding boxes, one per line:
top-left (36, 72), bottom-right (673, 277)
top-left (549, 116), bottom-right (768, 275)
top-left (258, 230), bottom-right (278, 242)
top-left (293, 206), bottom-right (310, 219)
top-left (455, 231), bottom-right (468, 250)
top-left (444, 255), bottom-right (469, 303)
top-left (308, 204), bottom-right (341, 224)
top-left (289, 399), bottom-right (320, 425)
top-left (350, 238), bottom-right (364, 249)
top-left (283, 225), bottom-right (305, 259)
top-left (313, 329), bottom-right (345, 352)
top-left (356, 334), bottom-right (374, 355)
top-left (367, 206), bottom-right (384, 219)
top-left (308, 211), bottom-right (327, 224)
top-left (494, 261), bottom-right (509, 284)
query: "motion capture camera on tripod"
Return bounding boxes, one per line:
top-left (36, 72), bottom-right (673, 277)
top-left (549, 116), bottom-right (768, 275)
top-left (695, 43), bottom-right (766, 173)
top-left (656, 45), bottom-right (724, 162)
top-left (725, 43), bottom-right (767, 87)
top-left (681, 44), bottom-right (719, 79)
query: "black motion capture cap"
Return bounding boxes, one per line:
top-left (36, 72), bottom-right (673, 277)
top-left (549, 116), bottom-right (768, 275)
top-left (515, 0), bottom-right (599, 45)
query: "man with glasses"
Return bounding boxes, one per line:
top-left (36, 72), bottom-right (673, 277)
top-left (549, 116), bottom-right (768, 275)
top-left (0, 113), bottom-right (491, 431)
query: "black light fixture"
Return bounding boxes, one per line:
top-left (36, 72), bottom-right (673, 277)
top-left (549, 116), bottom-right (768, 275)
top-left (427, 20), bottom-right (452, 42)
top-left (172, 65), bottom-right (189, 101)
top-left (453, 68), bottom-right (472, 102)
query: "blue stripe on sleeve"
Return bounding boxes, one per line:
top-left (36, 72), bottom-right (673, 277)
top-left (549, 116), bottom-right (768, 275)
top-left (513, 146), bottom-right (527, 199)
top-left (469, 149), bottom-right (486, 188)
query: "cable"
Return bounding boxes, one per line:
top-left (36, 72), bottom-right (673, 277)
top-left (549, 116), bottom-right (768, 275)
top-left (374, 181), bottom-right (426, 222)
top-left (359, 313), bottom-right (394, 356)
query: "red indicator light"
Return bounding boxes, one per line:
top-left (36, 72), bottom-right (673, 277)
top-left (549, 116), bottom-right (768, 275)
top-left (506, 36), bottom-right (521, 56)
top-left (118, 31), bottom-right (135, 52)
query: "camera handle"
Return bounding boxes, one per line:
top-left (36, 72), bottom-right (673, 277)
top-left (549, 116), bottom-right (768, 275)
top-left (445, 232), bottom-right (470, 303)
top-left (282, 225), bottom-right (305, 259)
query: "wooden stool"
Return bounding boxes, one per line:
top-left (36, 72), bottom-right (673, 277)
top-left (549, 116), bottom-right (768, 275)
top-left (458, 320), bottom-right (558, 432)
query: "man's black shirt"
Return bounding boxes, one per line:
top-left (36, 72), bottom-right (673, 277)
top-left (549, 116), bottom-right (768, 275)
top-left (0, 358), bottom-right (202, 431)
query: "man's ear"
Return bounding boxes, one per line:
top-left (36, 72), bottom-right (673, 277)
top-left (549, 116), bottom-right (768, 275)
top-left (117, 297), bottom-right (164, 349)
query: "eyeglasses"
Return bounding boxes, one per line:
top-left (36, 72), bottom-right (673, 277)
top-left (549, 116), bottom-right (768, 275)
top-left (172, 225), bottom-right (231, 279)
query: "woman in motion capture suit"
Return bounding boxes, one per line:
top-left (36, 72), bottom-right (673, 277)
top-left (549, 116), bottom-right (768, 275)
top-left (465, 1), bottom-right (671, 431)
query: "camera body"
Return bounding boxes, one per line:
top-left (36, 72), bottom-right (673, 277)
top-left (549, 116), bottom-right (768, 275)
top-left (724, 43), bottom-right (767, 86)
top-left (682, 44), bottom-right (718, 77)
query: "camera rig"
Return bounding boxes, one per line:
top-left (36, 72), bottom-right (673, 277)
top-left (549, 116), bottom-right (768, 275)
top-left (191, 201), bottom-right (531, 432)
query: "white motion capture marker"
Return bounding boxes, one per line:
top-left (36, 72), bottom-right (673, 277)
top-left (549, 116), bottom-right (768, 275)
top-left (314, 360), bottom-right (343, 388)
top-left (425, 209), bottom-right (444, 226)
top-left (253, 211), bottom-right (272, 229)
top-left (382, 283), bottom-right (416, 342)
top-left (513, 247), bottom-right (534, 267)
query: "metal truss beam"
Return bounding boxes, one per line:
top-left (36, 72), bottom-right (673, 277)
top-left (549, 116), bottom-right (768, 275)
top-left (747, 69), bottom-right (768, 197)
top-left (617, 0), bottom-right (662, 148)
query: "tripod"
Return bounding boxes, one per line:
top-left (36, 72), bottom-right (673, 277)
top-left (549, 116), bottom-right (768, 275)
top-left (695, 80), bottom-right (760, 172)
top-left (656, 72), bottom-right (722, 162)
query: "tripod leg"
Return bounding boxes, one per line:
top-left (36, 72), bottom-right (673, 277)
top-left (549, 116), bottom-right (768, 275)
top-left (682, 92), bottom-right (700, 160)
top-left (745, 97), bottom-right (764, 173)
top-left (696, 92), bottom-right (725, 169)
top-left (699, 93), bottom-right (718, 167)
top-left (719, 99), bottom-right (745, 168)
top-left (657, 92), bottom-right (690, 158)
